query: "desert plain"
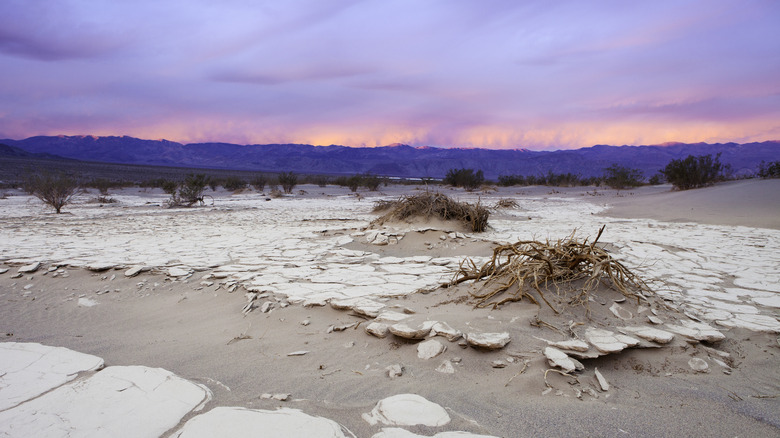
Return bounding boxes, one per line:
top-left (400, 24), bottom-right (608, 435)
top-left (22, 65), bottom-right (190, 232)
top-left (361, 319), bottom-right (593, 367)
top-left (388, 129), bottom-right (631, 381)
top-left (0, 179), bottom-right (778, 437)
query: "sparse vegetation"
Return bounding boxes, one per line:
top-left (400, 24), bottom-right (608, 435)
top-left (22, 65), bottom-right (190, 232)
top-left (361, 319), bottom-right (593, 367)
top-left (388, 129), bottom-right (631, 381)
top-left (602, 164), bottom-right (643, 189)
top-left (648, 174), bottom-right (663, 185)
top-left (251, 175), bottom-right (267, 191)
top-left (363, 173), bottom-right (381, 191)
top-left (25, 171), bottom-right (79, 213)
top-left (277, 171), bottom-right (298, 194)
top-left (347, 175), bottom-right (362, 192)
top-left (444, 168), bottom-right (484, 191)
top-left (313, 175), bottom-right (329, 187)
top-left (90, 178), bottom-right (113, 195)
top-left (161, 180), bottom-right (178, 195)
top-left (661, 153), bottom-right (724, 190)
top-left (222, 177), bottom-right (247, 191)
top-left (758, 160), bottom-right (780, 178)
top-left (166, 174), bottom-right (210, 207)
top-left (372, 192), bottom-right (489, 232)
top-left (498, 172), bottom-right (601, 187)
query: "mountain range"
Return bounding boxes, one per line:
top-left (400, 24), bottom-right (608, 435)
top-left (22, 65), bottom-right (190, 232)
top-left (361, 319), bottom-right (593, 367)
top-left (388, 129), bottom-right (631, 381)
top-left (2, 135), bottom-right (779, 180)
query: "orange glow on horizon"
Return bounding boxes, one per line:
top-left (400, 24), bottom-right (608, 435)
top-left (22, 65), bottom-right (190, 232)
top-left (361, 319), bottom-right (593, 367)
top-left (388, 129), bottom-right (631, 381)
top-left (12, 117), bottom-right (780, 151)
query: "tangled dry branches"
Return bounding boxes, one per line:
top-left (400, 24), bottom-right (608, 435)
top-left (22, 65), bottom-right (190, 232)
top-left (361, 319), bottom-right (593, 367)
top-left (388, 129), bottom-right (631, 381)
top-left (493, 198), bottom-right (519, 209)
top-left (445, 226), bottom-right (651, 312)
top-left (372, 192), bottom-right (489, 232)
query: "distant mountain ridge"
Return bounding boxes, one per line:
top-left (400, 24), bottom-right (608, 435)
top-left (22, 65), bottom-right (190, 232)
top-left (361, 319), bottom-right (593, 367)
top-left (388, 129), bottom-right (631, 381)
top-left (2, 135), bottom-right (778, 179)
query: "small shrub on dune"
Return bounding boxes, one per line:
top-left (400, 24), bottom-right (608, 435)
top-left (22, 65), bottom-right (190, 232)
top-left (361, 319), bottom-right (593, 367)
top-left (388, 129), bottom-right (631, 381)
top-left (758, 161), bottom-right (780, 179)
top-left (447, 226), bottom-right (651, 311)
top-left (372, 192), bottom-right (489, 232)
top-left (603, 165), bottom-right (643, 189)
top-left (661, 153), bottom-right (724, 190)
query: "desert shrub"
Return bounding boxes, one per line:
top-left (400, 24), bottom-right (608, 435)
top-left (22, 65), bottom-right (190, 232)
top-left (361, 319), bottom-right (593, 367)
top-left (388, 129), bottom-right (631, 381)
top-left (444, 168), bottom-right (484, 191)
top-left (648, 174), bottom-right (664, 185)
top-left (167, 174), bottom-right (209, 207)
top-left (603, 165), bottom-right (643, 189)
top-left (25, 172), bottom-right (79, 213)
top-left (89, 195), bottom-right (117, 204)
top-left (363, 173), bottom-right (381, 191)
top-left (758, 161), bottom-right (780, 178)
top-left (661, 153), bottom-right (724, 190)
top-left (332, 176), bottom-right (349, 187)
top-left (498, 175), bottom-right (523, 186)
top-left (372, 192), bottom-right (489, 232)
top-left (222, 177), bottom-right (247, 191)
top-left (313, 175), bottom-right (329, 187)
top-left (347, 175), bottom-right (362, 192)
top-left (250, 175), bottom-right (267, 191)
top-left (89, 178), bottom-right (113, 195)
top-left (498, 173), bottom-right (598, 187)
top-left (277, 171), bottom-right (297, 194)
top-left (160, 180), bottom-right (178, 194)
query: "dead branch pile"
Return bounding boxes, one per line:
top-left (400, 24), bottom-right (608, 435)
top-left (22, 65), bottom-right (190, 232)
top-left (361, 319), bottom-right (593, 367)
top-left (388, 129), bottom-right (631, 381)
top-left (372, 192), bottom-right (490, 232)
top-left (445, 226), bottom-right (651, 311)
top-left (494, 198), bottom-right (519, 209)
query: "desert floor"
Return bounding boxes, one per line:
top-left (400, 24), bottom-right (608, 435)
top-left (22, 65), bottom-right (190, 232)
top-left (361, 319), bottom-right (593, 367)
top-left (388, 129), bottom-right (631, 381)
top-left (1, 179), bottom-right (778, 437)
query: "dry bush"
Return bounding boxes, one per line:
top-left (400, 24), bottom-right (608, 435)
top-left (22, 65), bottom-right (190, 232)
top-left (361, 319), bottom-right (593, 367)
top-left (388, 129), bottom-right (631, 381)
top-left (166, 174), bottom-right (210, 207)
top-left (277, 171), bottom-right (298, 194)
top-left (494, 198), bottom-right (518, 209)
top-left (372, 192), bottom-right (489, 232)
top-left (25, 172), bottom-right (79, 214)
top-left (270, 188), bottom-right (284, 198)
top-left (445, 226), bottom-right (651, 311)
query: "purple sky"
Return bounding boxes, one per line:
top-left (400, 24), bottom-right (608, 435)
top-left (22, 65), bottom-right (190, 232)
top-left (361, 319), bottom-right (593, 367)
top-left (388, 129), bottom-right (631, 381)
top-left (1, 0), bottom-right (779, 150)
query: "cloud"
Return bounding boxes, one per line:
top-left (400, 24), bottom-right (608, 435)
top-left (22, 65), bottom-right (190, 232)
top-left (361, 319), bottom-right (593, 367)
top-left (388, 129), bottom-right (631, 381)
top-left (1, 0), bottom-right (779, 149)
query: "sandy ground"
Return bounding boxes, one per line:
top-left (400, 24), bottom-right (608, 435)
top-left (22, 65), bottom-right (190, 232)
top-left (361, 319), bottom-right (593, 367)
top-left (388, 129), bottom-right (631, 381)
top-left (1, 181), bottom-right (779, 437)
top-left (601, 179), bottom-right (780, 229)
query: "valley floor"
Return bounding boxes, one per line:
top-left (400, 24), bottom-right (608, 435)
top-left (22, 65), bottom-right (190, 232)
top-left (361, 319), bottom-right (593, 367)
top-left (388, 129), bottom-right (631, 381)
top-left (0, 181), bottom-right (778, 437)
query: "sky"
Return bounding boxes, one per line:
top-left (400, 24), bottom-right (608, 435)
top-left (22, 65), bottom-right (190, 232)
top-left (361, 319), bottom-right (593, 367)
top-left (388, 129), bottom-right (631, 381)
top-left (1, 0), bottom-right (779, 151)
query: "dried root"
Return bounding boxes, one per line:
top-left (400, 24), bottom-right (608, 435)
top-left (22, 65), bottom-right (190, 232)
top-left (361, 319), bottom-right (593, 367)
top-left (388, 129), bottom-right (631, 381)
top-left (372, 192), bottom-right (489, 232)
top-left (445, 226), bottom-right (651, 311)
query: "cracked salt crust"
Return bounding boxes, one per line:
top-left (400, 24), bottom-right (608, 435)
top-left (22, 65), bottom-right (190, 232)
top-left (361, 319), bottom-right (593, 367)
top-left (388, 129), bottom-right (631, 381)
top-left (0, 189), bottom-right (777, 332)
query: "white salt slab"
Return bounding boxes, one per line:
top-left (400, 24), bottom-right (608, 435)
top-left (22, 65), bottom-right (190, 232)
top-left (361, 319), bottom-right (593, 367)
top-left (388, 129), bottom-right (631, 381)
top-left (417, 339), bottom-right (446, 360)
top-left (752, 295), bottom-right (780, 308)
top-left (0, 365), bottom-right (211, 438)
top-left (372, 428), bottom-right (498, 438)
top-left (0, 342), bottom-right (104, 411)
top-left (544, 347), bottom-right (577, 373)
top-left (77, 297), bottom-right (98, 307)
top-left (363, 394), bottom-right (451, 427)
top-left (172, 407), bottom-right (354, 438)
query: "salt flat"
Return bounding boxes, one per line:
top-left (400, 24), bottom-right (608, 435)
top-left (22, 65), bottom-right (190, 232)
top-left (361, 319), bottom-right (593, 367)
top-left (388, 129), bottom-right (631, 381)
top-left (0, 181), bottom-right (778, 437)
